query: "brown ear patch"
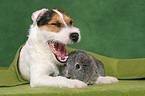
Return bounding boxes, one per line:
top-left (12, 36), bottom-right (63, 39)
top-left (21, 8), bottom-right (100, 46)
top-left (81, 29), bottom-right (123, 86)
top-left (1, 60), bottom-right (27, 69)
top-left (37, 9), bottom-right (54, 26)
top-left (55, 8), bottom-right (65, 14)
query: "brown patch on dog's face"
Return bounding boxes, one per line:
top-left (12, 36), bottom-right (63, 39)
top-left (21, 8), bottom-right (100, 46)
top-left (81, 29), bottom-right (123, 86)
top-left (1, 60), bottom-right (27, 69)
top-left (38, 8), bottom-right (74, 33)
top-left (56, 8), bottom-right (74, 27)
top-left (63, 15), bottom-right (74, 27)
top-left (39, 12), bottom-right (63, 32)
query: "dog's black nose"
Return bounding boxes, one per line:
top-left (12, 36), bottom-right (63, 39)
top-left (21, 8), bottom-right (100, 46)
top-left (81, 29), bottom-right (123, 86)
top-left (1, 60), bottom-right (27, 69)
top-left (70, 33), bottom-right (79, 43)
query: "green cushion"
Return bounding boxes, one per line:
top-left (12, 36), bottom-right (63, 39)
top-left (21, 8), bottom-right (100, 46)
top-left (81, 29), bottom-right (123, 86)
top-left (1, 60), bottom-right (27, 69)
top-left (0, 45), bottom-right (145, 87)
top-left (0, 80), bottom-right (145, 96)
top-left (0, 67), bottom-right (8, 70)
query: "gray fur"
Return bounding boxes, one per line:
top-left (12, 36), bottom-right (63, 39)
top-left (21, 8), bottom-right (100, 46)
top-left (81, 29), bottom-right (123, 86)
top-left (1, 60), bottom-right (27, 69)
top-left (59, 50), bottom-right (105, 85)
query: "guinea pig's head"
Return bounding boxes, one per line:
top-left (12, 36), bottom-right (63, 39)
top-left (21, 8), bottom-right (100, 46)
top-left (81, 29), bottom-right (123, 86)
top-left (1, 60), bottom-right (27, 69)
top-left (62, 50), bottom-right (98, 85)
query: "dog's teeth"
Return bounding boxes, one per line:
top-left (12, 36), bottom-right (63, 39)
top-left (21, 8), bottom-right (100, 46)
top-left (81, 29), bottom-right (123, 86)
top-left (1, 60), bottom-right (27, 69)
top-left (59, 57), bottom-right (61, 60)
top-left (65, 56), bottom-right (68, 59)
top-left (58, 56), bottom-right (68, 62)
top-left (53, 47), bottom-right (56, 51)
top-left (52, 43), bottom-right (54, 46)
top-left (51, 41), bottom-right (55, 44)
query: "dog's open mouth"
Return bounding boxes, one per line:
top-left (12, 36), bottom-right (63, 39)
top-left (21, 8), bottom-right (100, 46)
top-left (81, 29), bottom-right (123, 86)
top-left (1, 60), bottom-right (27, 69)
top-left (49, 40), bottom-right (68, 63)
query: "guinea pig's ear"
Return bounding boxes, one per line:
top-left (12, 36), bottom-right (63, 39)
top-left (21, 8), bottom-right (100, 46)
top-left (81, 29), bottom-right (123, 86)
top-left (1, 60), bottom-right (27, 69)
top-left (81, 59), bottom-right (91, 66)
top-left (31, 8), bottom-right (48, 25)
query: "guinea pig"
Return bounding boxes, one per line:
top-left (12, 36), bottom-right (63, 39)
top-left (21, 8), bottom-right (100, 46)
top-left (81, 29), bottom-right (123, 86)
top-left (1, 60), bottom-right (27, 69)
top-left (59, 50), bottom-right (106, 85)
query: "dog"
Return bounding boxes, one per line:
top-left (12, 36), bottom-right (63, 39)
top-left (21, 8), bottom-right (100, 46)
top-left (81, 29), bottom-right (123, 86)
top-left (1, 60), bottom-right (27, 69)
top-left (19, 8), bottom-right (87, 88)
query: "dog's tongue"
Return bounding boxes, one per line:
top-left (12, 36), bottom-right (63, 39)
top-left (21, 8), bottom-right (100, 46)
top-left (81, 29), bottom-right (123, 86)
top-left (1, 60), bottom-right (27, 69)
top-left (49, 41), bottom-right (68, 63)
top-left (56, 43), bottom-right (67, 61)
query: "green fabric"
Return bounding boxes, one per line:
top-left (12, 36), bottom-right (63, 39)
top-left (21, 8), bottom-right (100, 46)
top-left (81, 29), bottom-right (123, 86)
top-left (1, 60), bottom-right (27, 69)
top-left (0, 80), bottom-right (145, 96)
top-left (0, 67), bottom-right (8, 70)
top-left (0, 44), bottom-right (29, 87)
top-left (1, 0), bottom-right (145, 67)
top-left (0, 45), bottom-right (145, 87)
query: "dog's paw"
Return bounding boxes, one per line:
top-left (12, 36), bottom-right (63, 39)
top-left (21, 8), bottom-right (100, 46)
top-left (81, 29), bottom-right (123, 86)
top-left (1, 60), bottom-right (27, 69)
top-left (96, 76), bottom-right (119, 84)
top-left (66, 79), bottom-right (87, 88)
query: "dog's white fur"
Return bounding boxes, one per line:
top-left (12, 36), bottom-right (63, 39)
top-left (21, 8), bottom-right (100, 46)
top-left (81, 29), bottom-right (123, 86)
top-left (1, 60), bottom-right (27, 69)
top-left (19, 9), bottom-right (86, 88)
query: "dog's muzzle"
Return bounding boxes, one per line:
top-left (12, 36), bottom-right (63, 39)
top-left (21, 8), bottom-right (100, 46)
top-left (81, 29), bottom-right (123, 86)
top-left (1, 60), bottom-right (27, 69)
top-left (70, 32), bottom-right (79, 43)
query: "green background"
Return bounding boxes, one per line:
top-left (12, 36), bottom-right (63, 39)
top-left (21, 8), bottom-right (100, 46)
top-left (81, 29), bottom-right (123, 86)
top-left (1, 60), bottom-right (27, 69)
top-left (1, 0), bottom-right (145, 67)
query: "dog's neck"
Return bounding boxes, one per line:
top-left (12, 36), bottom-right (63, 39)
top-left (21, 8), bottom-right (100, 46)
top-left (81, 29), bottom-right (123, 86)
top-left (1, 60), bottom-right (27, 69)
top-left (25, 25), bottom-right (52, 59)
top-left (27, 25), bottom-right (48, 46)
top-left (26, 24), bottom-right (61, 66)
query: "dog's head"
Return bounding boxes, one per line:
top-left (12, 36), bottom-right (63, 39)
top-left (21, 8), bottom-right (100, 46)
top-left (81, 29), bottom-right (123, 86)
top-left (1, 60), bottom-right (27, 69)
top-left (31, 8), bottom-right (81, 63)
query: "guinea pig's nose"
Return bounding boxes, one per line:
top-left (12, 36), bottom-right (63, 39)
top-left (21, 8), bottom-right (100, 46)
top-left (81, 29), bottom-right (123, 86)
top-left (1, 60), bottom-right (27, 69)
top-left (70, 33), bottom-right (79, 43)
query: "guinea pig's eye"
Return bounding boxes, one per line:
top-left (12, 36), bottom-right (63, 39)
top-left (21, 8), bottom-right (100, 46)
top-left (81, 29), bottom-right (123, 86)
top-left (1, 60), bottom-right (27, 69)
top-left (75, 63), bottom-right (81, 70)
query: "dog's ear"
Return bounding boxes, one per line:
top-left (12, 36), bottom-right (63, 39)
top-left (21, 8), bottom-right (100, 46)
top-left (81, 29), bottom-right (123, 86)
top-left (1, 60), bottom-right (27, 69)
top-left (55, 8), bottom-right (65, 14)
top-left (31, 8), bottom-right (48, 25)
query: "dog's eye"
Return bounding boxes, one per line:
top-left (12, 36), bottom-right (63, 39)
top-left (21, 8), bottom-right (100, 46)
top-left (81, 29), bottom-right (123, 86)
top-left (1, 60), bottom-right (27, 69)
top-left (51, 22), bottom-right (61, 27)
top-left (69, 20), bottom-right (73, 25)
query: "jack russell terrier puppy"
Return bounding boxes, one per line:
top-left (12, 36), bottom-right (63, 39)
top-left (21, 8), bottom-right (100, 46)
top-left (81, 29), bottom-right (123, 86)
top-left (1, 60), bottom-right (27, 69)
top-left (19, 8), bottom-right (87, 88)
